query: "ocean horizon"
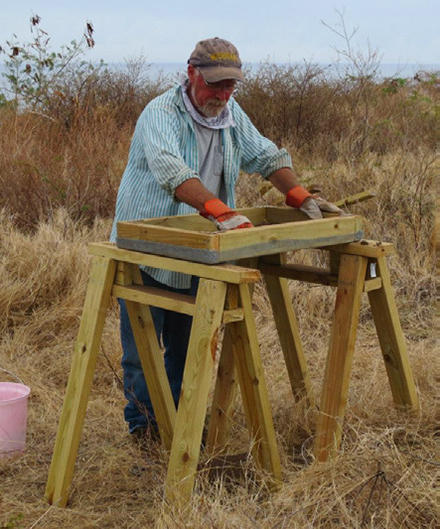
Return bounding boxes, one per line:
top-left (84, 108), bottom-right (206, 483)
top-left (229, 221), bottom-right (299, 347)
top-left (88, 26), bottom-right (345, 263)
top-left (0, 61), bottom-right (438, 83)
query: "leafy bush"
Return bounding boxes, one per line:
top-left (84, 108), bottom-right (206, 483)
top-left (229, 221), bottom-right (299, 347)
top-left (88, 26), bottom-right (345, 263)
top-left (0, 16), bottom-right (171, 227)
top-left (1, 15), bottom-right (99, 127)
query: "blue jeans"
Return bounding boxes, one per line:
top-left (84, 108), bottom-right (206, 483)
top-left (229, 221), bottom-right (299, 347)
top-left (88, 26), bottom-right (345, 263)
top-left (119, 270), bottom-right (199, 433)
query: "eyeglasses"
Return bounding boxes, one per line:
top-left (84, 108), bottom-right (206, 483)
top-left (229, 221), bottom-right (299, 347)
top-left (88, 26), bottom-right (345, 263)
top-left (196, 69), bottom-right (237, 93)
top-left (204, 79), bottom-right (237, 92)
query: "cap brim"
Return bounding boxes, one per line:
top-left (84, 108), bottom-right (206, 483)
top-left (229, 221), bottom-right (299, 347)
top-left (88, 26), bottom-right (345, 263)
top-left (198, 66), bottom-right (244, 83)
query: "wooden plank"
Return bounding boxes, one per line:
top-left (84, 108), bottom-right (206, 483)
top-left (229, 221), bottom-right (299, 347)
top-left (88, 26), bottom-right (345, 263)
top-left (231, 206), bottom-right (268, 226)
top-left (260, 262), bottom-right (338, 287)
top-left (264, 207), bottom-right (346, 224)
top-left (115, 237), bottom-right (227, 264)
top-left (324, 240), bottom-right (396, 258)
top-left (112, 284), bottom-right (196, 316)
top-left (262, 254), bottom-right (314, 405)
top-left (363, 277), bottom-right (382, 292)
top-left (115, 261), bottom-right (134, 286)
top-left (132, 215), bottom-right (216, 231)
top-left (112, 283), bottom-right (242, 322)
top-left (230, 283), bottom-right (282, 488)
top-left (265, 206), bottom-right (310, 224)
top-left (117, 226), bottom-right (363, 263)
top-left (130, 220), bottom-right (360, 264)
top-left (334, 190), bottom-right (377, 208)
top-left (222, 308), bottom-right (244, 323)
top-left (89, 243), bottom-right (261, 284)
top-left (258, 262), bottom-right (382, 292)
top-left (329, 251), bottom-right (341, 276)
top-left (367, 256), bottom-right (419, 408)
top-left (165, 279), bottom-right (227, 507)
top-left (117, 221), bottom-right (218, 250)
top-left (224, 283), bottom-right (239, 309)
top-left (126, 264), bottom-right (177, 449)
top-left (205, 261), bottom-right (259, 454)
top-left (45, 256), bottom-right (116, 507)
top-left (217, 215), bottom-right (363, 253)
top-left (314, 254), bottom-right (368, 462)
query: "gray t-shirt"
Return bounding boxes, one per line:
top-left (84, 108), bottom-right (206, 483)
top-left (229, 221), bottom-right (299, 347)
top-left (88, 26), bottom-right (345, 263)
top-left (194, 121), bottom-right (227, 203)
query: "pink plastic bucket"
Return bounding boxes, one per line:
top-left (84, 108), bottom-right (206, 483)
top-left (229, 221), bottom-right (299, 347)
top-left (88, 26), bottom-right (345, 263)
top-left (0, 382), bottom-right (31, 456)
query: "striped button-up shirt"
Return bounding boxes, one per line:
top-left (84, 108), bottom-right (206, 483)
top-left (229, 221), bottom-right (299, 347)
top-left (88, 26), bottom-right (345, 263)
top-left (110, 84), bottom-right (292, 288)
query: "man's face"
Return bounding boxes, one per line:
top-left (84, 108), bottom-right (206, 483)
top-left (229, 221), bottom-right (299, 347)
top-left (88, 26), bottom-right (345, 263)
top-left (187, 65), bottom-right (236, 118)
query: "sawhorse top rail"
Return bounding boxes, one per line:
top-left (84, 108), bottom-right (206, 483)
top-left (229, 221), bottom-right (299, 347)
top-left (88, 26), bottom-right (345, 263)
top-left (89, 242), bottom-right (261, 284)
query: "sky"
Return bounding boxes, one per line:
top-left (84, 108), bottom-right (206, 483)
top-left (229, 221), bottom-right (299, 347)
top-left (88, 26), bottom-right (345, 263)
top-left (0, 0), bottom-right (439, 71)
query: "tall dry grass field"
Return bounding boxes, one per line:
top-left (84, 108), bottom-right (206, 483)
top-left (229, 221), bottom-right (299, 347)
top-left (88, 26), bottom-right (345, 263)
top-left (0, 56), bottom-right (437, 528)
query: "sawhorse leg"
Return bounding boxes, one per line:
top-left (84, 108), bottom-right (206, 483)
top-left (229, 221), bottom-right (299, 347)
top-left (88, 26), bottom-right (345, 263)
top-left (165, 278), bottom-right (227, 507)
top-left (124, 264), bottom-right (176, 449)
top-left (165, 279), bottom-right (282, 507)
top-left (367, 256), bottom-right (419, 408)
top-left (205, 326), bottom-right (236, 453)
top-left (230, 283), bottom-right (282, 488)
top-left (45, 256), bottom-right (116, 507)
top-left (263, 253), bottom-right (314, 407)
top-left (207, 279), bottom-right (283, 483)
top-left (314, 253), bottom-right (368, 461)
top-left (206, 286), bottom-right (239, 453)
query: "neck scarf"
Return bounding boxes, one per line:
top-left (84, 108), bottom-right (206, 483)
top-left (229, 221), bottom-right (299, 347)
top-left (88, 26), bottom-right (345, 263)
top-left (180, 75), bottom-right (235, 129)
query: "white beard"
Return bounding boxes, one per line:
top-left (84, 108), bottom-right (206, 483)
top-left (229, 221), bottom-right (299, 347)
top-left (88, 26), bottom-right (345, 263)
top-left (190, 84), bottom-right (226, 117)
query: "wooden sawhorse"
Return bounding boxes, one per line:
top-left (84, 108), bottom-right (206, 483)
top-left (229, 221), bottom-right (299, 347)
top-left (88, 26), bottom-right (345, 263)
top-left (256, 239), bottom-right (419, 461)
top-left (45, 242), bottom-right (283, 509)
top-left (45, 238), bottom-right (418, 508)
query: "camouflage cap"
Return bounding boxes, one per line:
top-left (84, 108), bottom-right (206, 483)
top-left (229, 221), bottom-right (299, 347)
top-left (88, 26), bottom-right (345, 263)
top-left (188, 38), bottom-right (244, 83)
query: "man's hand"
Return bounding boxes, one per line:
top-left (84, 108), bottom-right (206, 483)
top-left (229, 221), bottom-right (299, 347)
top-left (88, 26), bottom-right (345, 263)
top-left (299, 196), bottom-right (323, 219)
top-left (285, 186), bottom-right (343, 219)
top-left (312, 196), bottom-right (344, 214)
top-left (200, 198), bottom-right (253, 230)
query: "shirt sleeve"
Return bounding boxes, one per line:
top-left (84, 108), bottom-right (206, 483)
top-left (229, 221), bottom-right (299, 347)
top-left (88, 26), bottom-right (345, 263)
top-left (231, 99), bottom-right (293, 179)
top-left (139, 101), bottom-right (200, 198)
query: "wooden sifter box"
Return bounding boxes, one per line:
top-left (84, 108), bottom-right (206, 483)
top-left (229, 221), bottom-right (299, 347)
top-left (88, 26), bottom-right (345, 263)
top-left (116, 206), bottom-right (364, 264)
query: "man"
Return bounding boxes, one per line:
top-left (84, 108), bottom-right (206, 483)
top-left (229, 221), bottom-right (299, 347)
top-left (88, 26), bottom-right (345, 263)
top-left (110, 37), bottom-right (341, 438)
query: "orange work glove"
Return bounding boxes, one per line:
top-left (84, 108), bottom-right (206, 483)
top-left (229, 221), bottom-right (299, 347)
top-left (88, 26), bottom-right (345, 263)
top-left (285, 186), bottom-right (313, 209)
top-left (200, 198), bottom-right (253, 230)
top-left (286, 186), bottom-right (322, 219)
top-left (285, 186), bottom-right (342, 219)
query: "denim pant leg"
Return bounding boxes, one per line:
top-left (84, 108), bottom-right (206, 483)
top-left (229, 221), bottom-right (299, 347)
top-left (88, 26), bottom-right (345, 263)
top-left (163, 275), bottom-right (199, 407)
top-left (119, 297), bottom-right (163, 433)
top-left (119, 270), bottom-right (199, 433)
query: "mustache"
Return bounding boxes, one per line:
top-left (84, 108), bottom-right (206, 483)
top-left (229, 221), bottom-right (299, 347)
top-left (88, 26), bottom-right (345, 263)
top-left (200, 100), bottom-right (226, 117)
top-left (207, 98), bottom-right (225, 105)
top-left (203, 98), bottom-right (226, 108)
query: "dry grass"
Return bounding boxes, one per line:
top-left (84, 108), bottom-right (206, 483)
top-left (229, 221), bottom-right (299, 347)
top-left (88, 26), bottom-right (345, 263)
top-left (0, 63), bottom-right (436, 527)
top-left (0, 194), bottom-right (435, 528)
